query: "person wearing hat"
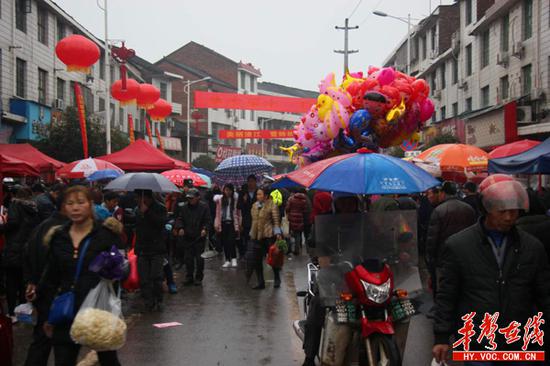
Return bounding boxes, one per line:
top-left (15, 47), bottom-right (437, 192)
top-left (425, 181), bottom-right (476, 296)
top-left (432, 175), bottom-right (550, 364)
top-left (175, 188), bottom-right (211, 286)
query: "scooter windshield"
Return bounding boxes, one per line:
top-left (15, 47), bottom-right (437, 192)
top-left (315, 210), bottom-right (422, 302)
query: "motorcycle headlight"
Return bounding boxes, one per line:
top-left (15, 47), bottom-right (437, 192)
top-left (361, 279), bottom-right (391, 304)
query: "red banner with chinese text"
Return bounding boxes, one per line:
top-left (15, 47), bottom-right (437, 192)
top-left (145, 117), bottom-right (153, 145)
top-left (194, 91), bottom-right (316, 113)
top-left (128, 114), bottom-right (135, 144)
top-left (219, 130), bottom-right (294, 139)
top-left (73, 83), bottom-right (88, 158)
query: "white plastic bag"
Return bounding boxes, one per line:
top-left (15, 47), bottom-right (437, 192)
top-left (14, 303), bottom-right (35, 325)
top-left (70, 279), bottom-right (127, 351)
top-left (281, 216), bottom-right (290, 238)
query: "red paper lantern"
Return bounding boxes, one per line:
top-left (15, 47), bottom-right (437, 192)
top-left (148, 98), bottom-right (173, 121)
top-left (111, 78), bottom-right (140, 106)
top-left (55, 35), bottom-right (100, 73)
top-left (136, 83), bottom-right (160, 109)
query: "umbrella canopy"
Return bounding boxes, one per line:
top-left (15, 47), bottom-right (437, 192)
top-left (196, 173), bottom-right (212, 188)
top-left (214, 155), bottom-right (273, 184)
top-left (105, 172), bottom-right (179, 193)
top-left (488, 137), bottom-right (550, 174)
top-left (280, 149), bottom-right (440, 195)
top-left (161, 169), bottom-right (207, 187)
top-left (191, 167), bottom-right (214, 178)
top-left (416, 144), bottom-right (489, 173)
top-left (87, 169), bottom-right (124, 182)
top-left (0, 154), bottom-right (41, 176)
top-left (57, 158), bottom-right (124, 179)
top-left (489, 139), bottom-right (542, 159)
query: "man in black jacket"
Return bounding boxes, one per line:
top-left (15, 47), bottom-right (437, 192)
top-left (425, 181), bottom-right (476, 295)
top-left (135, 189), bottom-right (167, 312)
top-left (175, 188), bottom-right (210, 286)
top-left (237, 175), bottom-right (257, 258)
top-left (433, 175), bottom-right (550, 364)
top-left (462, 181), bottom-right (481, 219)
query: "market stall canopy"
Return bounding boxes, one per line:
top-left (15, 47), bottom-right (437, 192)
top-left (488, 137), bottom-right (550, 174)
top-left (0, 154), bottom-right (41, 176)
top-left (0, 144), bottom-right (64, 173)
top-left (489, 139), bottom-right (542, 159)
top-left (98, 139), bottom-right (190, 171)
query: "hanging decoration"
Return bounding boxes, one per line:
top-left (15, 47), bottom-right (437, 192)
top-left (55, 35), bottom-right (100, 73)
top-left (136, 84), bottom-right (160, 110)
top-left (148, 98), bottom-right (172, 122)
top-left (128, 114), bottom-right (135, 144)
top-left (145, 117), bottom-right (154, 145)
top-left (155, 126), bottom-right (165, 152)
top-left (111, 79), bottom-right (140, 106)
top-left (73, 83), bottom-right (89, 158)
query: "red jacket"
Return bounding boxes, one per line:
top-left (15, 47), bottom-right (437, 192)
top-left (285, 193), bottom-right (311, 232)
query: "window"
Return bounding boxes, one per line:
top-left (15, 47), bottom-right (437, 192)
top-left (500, 76), bottom-right (509, 100)
top-left (452, 102), bottom-right (458, 116)
top-left (109, 65), bottom-right (115, 84)
top-left (465, 0), bottom-right (472, 25)
top-left (99, 52), bottom-right (105, 80)
top-left (431, 26), bottom-right (437, 52)
top-left (70, 81), bottom-right (76, 106)
top-left (430, 73), bottom-right (437, 93)
top-left (441, 106), bottom-right (446, 120)
top-left (251, 110), bottom-right (255, 121)
top-left (56, 78), bottom-right (65, 101)
top-left (37, 7), bottom-right (48, 45)
top-left (465, 97), bottom-right (472, 112)
top-left (240, 72), bottom-right (246, 89)
top-left (421, 35), bottom-right (427, 60)
top-left (119, 107), bottom-right (124, 126)
top-left (481, 86), bottom-right (490, 107)
top-left (160, 82), bottom-right (168, 99)
top-left (16, 58), bottom-right (26, 98)
top-left (522, 64), bottom-right (532, 95)
top-left (38, 69), bottom-right (48, 104)
top-left (431, 114), bottom-right (436, 124)
top-left (466, 44), bottom-right (472, 76)
top-left (440, 64), bottom-right (446, 89)
top-left (522, 0), bottom-right (533, 40)
top-left (452, 57), bottom-right (458, 84)
top-left (480, 30), bottom-right (490, 68)
top-left (501, 14), bottom-right (509, 52)
top-left (98, 98), bottom-right (105, 111)
top-left (241, 109), bottom-right (245, 119)
top-left (250, 76), bottom-right (255, 93)
top-left (15, 0), bottom-right (27, 33)
top-left (160, 122), bottom-right (166, 136)
top-left (81, 86), bottom-right (94, 113)
top-left (57, 19), bottom-right (65, 42)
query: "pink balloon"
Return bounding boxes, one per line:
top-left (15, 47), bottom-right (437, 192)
top-left (419, 99), bottom-right (435, 121)
top-left (377, 67), bottom-right (396, 87)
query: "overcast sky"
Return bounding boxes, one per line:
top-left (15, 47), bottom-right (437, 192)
top-left (54, 0), bottom-right (454, 91)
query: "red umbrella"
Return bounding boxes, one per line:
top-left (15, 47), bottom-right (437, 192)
top-left (56, 158), bottom-right (123, 179)
top-left (161, 169), bottom-right (207, 187)
top-left (489, 139), bottom-right (541, 159)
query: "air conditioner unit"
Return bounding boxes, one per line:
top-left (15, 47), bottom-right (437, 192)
top-left (512, 42), bottom-right (525, 59)
top-left (458, 79), bottom-right (469, 90)
top-left (496, 52), bottom-right (509, 67)
top-left (53, 98), bottom-right (64, 110)
top-left (433, 89), bottom-right (442, 99)
top-left (516, 106), bottom-right (533, 124)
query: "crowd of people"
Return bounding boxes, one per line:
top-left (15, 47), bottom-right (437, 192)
top-left (1, 172), bottom-right (550, 366)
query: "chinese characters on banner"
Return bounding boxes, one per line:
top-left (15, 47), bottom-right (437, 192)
top-left (452, 312), bottom-right (545, 362)
top-left (73, 83), bottom-right (88, 158)
top-left (219, 130), bottom-right (294, 139)
top-left (215, 145), bottom-right (242, 163)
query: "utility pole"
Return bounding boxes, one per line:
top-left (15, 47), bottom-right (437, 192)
top-left (334, 18), bottom-right (359, 74)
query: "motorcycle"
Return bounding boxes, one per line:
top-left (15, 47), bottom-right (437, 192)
top-left (294, 211), bottom-right (420, 366)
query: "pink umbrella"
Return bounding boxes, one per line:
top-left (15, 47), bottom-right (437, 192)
top-left (161, 169), bottom-right (207, 187)
top-left (56, 158), bottom-right (124, 179)
top-left (489, 139), bottom-right (541, 159)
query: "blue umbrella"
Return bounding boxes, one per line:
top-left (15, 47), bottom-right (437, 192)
top-left (87, 169), bottom-right (124, 182)
top-left (191, 167), bottom-right (214, 178)
top-left (196, 173), bottom-right (212, 188)
top-left (281, 150), bottom-right (440, 195)
top-left (214, 155), bottom-right (273, 184)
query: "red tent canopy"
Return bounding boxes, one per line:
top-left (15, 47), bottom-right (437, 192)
top-left (98, 139), bottom-right (190, 171)
top-left (0, 154), bottom-right (41, 176)
top-left (489, 139), bottom-right (542, 159)
top-left (0, 144), bottom-right (64, 173)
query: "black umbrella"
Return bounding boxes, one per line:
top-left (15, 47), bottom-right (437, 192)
top-left (105, 172), bottom-right (180, 193)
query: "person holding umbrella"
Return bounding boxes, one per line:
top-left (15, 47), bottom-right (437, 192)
top-left (134, 189), bottom-right (168, 312)
top-left (175, 188), bottom-right (211, 286)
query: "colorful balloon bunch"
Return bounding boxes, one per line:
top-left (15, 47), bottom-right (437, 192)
top-left (287, 67), bottom-right (434, 166)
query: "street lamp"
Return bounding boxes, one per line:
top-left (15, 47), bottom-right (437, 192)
top-left (373, 11), bottom-right (413, 75)
top-left (184, 76), bottom-right (211, 163)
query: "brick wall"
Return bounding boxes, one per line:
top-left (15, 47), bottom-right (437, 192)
top-left (438, 4), bottom-right (460, 53)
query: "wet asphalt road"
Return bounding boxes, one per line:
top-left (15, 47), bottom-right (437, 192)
top-left (12, 253), bottom-right (443, 366)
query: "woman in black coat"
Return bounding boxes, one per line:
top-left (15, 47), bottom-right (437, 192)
top-left (35, 185), bottom-right (123, 366)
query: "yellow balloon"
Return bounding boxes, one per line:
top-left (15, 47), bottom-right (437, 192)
top-left (386, 98), bottom-right (406, 123)
top-left (341, 73), bottom-right (365, 90)
top-left (280, 144), bottom-right (301, 162)
top-left (316, 94), bottom-right (333, 120)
